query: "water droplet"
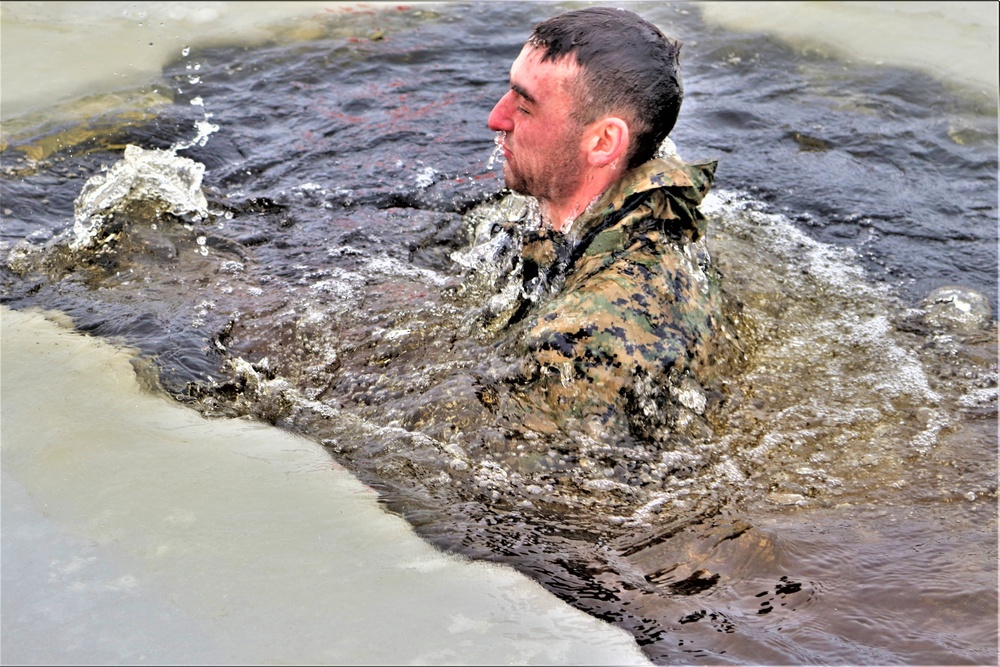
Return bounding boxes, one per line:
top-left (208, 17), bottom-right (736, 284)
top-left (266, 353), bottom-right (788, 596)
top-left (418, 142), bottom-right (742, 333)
top-left (487, 131), bottom-right (506, 170)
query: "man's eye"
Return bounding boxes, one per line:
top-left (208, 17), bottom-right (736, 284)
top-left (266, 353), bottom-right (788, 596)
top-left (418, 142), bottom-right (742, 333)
top-left (517, 106), bottom-right (530, 115)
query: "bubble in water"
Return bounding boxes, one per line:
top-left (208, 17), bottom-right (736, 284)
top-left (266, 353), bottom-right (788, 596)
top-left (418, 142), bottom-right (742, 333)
top-left (181, 46), bottom-right (190, 57)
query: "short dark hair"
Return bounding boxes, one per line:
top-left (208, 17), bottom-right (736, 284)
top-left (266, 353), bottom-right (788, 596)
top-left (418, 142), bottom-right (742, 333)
top-left (528, 6), bottom-right (683, 169)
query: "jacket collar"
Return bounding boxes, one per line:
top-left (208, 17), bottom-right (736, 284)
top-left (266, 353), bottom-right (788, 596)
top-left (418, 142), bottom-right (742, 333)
top-left (565, 156), bottom-right (717, 249)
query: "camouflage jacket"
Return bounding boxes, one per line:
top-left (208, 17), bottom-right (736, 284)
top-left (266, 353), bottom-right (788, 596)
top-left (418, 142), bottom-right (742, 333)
top-left (496, 156), bottom-right (739, 438)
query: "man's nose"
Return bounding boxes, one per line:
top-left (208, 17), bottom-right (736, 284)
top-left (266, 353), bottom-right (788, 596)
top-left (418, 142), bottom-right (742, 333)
top-left (488, 92), bottom-right (514, 132)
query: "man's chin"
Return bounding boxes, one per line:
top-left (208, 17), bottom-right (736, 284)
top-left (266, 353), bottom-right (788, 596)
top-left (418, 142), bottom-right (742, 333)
top-left (502, 165), bottom-right (527, 195)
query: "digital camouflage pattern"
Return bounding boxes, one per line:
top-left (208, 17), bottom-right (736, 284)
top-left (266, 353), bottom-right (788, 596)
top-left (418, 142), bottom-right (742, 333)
top-left (485, 156), bottom-right (747, 442)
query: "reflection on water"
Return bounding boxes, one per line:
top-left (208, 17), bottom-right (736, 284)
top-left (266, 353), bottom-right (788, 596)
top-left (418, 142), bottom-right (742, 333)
top-left (1, 2), bottom-right (996, 664)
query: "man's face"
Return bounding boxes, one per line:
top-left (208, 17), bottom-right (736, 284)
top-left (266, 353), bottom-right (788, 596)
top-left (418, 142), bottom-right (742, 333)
top-left (487, 45), bottom-right (587, 203)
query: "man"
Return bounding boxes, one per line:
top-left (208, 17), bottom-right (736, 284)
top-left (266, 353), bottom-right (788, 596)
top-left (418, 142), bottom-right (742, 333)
top-left (479, 6), bottom-right (745, 441)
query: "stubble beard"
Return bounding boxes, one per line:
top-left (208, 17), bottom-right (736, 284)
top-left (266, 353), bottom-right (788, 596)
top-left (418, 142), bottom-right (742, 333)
top-left (502, 132), bottom-right (585, 208)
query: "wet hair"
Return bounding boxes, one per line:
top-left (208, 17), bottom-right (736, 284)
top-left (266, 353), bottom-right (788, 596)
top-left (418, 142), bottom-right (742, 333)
top-left (528, 6), bottom-right (683, 169)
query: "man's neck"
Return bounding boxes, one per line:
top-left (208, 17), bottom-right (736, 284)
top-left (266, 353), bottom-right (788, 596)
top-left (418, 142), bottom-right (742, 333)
top-left (541, 167), bottom-right (621, 233)
top-left (541, 201), bottom-right (586, 233)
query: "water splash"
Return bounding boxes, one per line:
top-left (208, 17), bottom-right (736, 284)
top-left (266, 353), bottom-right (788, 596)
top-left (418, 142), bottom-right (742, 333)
top-left (172, 112), bottom-right (220, 151)
top-left (71, 145), bottom-right (209, 249)
top-left (486, 131), bottom-right (506, 170)
top-left (68, 45), bottom-right (217, 249)
top-left (172, 49), bottom-right (219, 151)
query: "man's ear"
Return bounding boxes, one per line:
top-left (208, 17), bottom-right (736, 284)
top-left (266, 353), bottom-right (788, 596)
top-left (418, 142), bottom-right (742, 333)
top-left (585, 117), bottom-right (630, 168)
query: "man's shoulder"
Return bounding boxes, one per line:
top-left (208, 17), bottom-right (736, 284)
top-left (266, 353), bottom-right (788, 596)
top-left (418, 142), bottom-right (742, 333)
top-left (573, 156), bottom-right (717, 252)
top-left (632, 156), bottom-right (717, 189)
top-left (608, 156), bottom-right (717, 207)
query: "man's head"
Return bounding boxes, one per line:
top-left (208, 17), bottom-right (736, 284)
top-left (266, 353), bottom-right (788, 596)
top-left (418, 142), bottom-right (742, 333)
top-left (487, 7), bottom-right (683, 229)
top-left (527, 7), bottom-right (683, 169)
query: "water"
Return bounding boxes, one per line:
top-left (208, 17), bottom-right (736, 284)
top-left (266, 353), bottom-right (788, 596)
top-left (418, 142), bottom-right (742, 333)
top-left (487, 130), bottom-right (506, 171)
top-left (2, 1), bottom-right (997, 664)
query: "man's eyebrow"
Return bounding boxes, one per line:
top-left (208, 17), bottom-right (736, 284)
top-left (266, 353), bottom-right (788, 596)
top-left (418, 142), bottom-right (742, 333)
top-left (511, 82), bottom-right (536, 105)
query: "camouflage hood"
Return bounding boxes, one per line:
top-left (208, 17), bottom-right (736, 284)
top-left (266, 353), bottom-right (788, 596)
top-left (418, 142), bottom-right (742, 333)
top-left (567, 156), bottom-right (717, 248)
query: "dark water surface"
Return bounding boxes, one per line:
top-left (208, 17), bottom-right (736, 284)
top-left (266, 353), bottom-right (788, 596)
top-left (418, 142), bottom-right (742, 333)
top-left (2, 2), bottom-right (996, 664)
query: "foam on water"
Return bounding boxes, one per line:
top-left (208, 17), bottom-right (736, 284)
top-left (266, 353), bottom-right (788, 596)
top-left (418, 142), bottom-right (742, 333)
top-left (700, 188), bottom-right (975, 502)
